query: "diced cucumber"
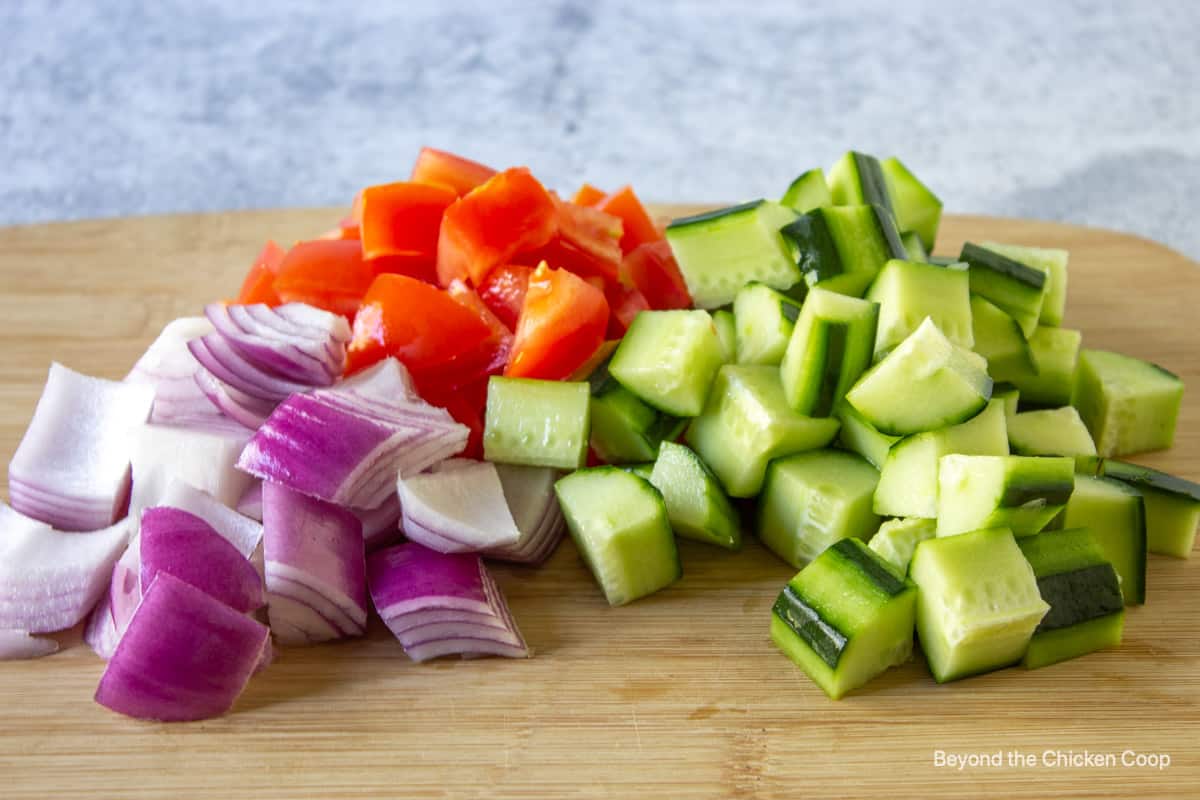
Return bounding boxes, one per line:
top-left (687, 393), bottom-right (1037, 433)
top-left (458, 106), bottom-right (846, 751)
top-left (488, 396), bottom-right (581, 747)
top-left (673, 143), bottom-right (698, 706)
top-left (865, 259), bottom-right (972, 358)
top-left (1082, 457), bottom-right (1198, 560)
top-left (1008, 407), bottom-right (1096, 457)
top-left (937, 454), bottom-right (1074, 538)
top-left (958, 243), bottom-right (1046, 337)
top-left (834, 399), bottom-right (899, 470)
top-left (1072, 349), bottom-right (1184, 456)
top-left (620, 462), bottom-right (655, 481)
top-left (686, 365), bottom-right (840, 497)
top-left (1010, 326), bottom-right (1082, 408)
top-left (712, 309), bottom-right (736, 363)
top-left (979, 242), bottom-right (1069, 327)
top-left (1062, 472), bottom-right (1146, 604)
top-left (780, 205), bottom-right (906, 298)
top-left (733, 282), bottom-right (802, 366)
top-left (588, 360), bottom-right (684, 464)
top-left (648, 442), bottom-right (741, 551)
top-left (1018, 527), bottom-right (1124, 669)
top-left (874, 399), bottom-right (1009, 518)
top-left (900, 231), bottom-right (927, 262)
top-left (910, 527), bottom-right (1048, 683)
top-left (758, 449), bottom-right (881, 568)
top-left (970, 295), bottom-right (1036, 383)
top-left (484, 377), bottom-right (590, 470)
top-left (665, 200), bottom-right (801, 309)
top-left (845, 318), bottom-right (992, 436)
top-left (780, 288), bottom-right (879, 416)
top-left (781, 167), bottom-right (832, 213)
top-left (554, 467), bottom-right (680, 606)
top-left (609, 309), bottom-right (725, 417)
top-left (880, 157), bottom-right (942, 250)
top-left (828, 151), bottom-right (895, 213)
top-left (771, 538), bottom-right (915, 699)
top-left (993, 383), bottom-right (1020, 421)
top-left (869, 517), bottom-right (936, 574)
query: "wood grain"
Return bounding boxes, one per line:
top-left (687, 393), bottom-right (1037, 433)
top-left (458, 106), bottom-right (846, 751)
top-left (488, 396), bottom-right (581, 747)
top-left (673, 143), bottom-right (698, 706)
top-left (1, 208), bottom-right (1197, 800)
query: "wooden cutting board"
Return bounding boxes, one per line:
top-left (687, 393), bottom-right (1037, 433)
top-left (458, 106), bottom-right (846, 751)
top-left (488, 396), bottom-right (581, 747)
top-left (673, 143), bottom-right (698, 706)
top-left (0, 209), bottom-right (1197, 800)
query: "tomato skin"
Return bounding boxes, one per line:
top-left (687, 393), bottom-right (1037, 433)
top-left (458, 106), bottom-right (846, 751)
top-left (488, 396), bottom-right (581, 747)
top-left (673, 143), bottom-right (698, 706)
top-left (621, 240), bottom-right (692, 310)
top-left (571, 183), bottom-right (607, 207)
top-left (436, 168), bottom-right (558, 287)
top-left (358, 181), bottom-right (457, 284)
top-left (477, 264), bottom-right (533, 331)
top-left (410, 147), bottom-right (497, 197)
top-left (235, 240), bottom-right (287, 306)
top-left (520, 197), bottom-right (624, 284)
top-left (273, 239), bottom-right (375, 319)
top-left (604, 280), bottom-right (651, 338)
top-left (596, 186), bottom-right (660, 255)
top-left (505, 263), bottom-right (609, 380)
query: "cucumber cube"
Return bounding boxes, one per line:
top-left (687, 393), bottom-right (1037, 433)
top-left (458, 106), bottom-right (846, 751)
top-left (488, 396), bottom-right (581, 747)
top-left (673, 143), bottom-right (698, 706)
top-left (1063, 473), bottom-right (1147, 604)
top-left (1017, 528), bottom-right (1124, 669)
top-left (609, 309), bottom-right (725, 417)
top-left (866, 259), bottom-right (972, 358)
top-left (1007, 407), bottom-right (1096, 457)
top-left (845, 317), bottom-right (992, 436)
top-left (970, 295), bottom-right (1037, 383)
top-left (834, 399), bottom-right (899, 470)
top-left (686, 365), bottom-right (840, 498)
top-left (1072, 349), bottom-right (1184, 456)
top-left (880, 157), bottom-right (943, 250)
top-left (900, 231), bottom-right (928, 262)
top-left (780, 287), bottom-right (879, 416)
top-left (771, 538), bottom-right (916, 699)
top-left (733, 282), bottom-right (802, 366)
top-left (1087, 458), bottom-right (1200, 559)
top-left (937, 454), bottom-right (1074, 538)
top-left (781, 205), bottom-right (905, 298)
top-left (828, 151), bottom-right (893, 210)
top-left (589, 381), bottom-right (684, 465)
top-left (554, 467), bottom-right (680, 606)
top-left (958, 243), bottom-right (1046, 338)
top-left (910, 527), bottom-right (1049, 682)
top-left (649, 442), bottom-right (741, 550)
top-left (484, 377), bottom-right (590, 470)
top-left (979, 242), bottom-right (1069, 327)
top-left (780, 167), bottom-right (832, 213)
top-left (1010, 326), bottom-right (1082, 408)
top-left (869, 517), bottom-right (936, 574)
top-left (758, 449), bottom-right (881, 569)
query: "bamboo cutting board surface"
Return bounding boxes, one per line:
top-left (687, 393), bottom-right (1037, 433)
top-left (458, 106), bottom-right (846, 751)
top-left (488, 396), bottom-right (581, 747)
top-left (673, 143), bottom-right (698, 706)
top-left (0, 208), bottom-right (1197, 800)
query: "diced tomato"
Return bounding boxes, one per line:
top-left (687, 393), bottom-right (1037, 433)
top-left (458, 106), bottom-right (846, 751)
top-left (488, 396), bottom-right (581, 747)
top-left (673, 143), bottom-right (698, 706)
top-left (358, 181), bottom-right (457, 283)
top-left (438, 391), bottom-right (486, 460)
top-left (273, 239), bottom-right (375, 319)
top-left (597, 186), bottom-right (660, 255)
top-left (521, 197), bottom-right (623, 284)
top-left (604, 280), bottom-right (651, 338)
top-left (235, 240), bottom-right (287, 306)
top-left (506, 262), bottom-right (609, 380)
top-left (477, 264), bottom-right (533, 331)
top-left (621, 240), bottom-right (692, 310)
top-left (447, 278), bottom-right (514, 362)
top-left (318, 225), bottom-right (360, 241)
top-left (436, 167), bottom-right (557, 287)
top-left (411, 147), bottom-right (497, 197)
top-left (571, 183), bottom-right (607, 207)
top-left (346, 274), bottom-right (498, 384)
top-left (566, 340), bottom-right (619, 382)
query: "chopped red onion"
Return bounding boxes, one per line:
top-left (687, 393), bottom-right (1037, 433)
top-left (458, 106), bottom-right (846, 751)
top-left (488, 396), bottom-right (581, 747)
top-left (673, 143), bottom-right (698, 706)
top-left (140, 507), bottom-right (264, 614)
top-left (238, 391), bottom-right (468, 510)
top-left (262, 482), bottom-right (367, 644)
top-left (129, 421), bottom-right (255, 514)
top-left (8, 363), bottom-right (154, 531)
top-left (0, 504), bottom-right (134, 633)
top-left (194, 368), bottom-right (277, 428)
top-left (398, 460), bottom-right (521, 553)
top-left (94, 573), bottom-right (269, 722)
top-left (332, 357), bottom-right (419, 404)
top-left (367, 542), bottom-right (528, 662)
top-left (0, 630), bottom-right (59, 661)
top-left (354, 493), bottom-right (403, 551)
top-left (206, 303), bottom-right (340, 385)
top-left (158, 479), bottom-right (263, 558)
top-left (484, 464), bottom-right (566, 564)
top-left (236, 482), bottom-right (264, 522)
top-left (126, 317), bottom-right (230, 426)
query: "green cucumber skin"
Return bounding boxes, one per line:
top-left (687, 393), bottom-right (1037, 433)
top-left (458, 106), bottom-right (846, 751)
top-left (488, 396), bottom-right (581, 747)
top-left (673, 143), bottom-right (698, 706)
top-left (880, 157), bottom-right (943, 250)
top-left (773, 584), bottom-right (849, 669)
top-left (828, 538), bottom-right (907, 597)
top-left (873, 204), bottom-right (909, 261)
top-left (813, 322), bottom-right (850, 418)
top-left (781, 168), bottom-right (832, 214)
top-left (960, 242), bottom-right (1047, 291)
top-left (782, 213), bottom-right (843, 283)
top-left (667, 199), bottom-right (765, 230)
top-left (1034, 564), bottom-right (1124, 634)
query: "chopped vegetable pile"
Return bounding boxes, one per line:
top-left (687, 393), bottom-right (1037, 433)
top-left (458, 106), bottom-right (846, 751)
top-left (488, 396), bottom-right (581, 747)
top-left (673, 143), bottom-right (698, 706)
top-left (2, 147), bottom-right (1198, 718)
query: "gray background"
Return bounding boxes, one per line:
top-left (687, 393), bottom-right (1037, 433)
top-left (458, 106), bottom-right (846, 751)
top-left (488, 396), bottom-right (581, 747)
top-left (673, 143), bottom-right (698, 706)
top-left (3, 1), bottom-right (1198, 257)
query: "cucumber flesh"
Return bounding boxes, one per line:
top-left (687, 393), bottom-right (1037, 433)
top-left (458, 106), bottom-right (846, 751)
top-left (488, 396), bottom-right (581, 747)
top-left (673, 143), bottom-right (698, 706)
top-left (781, 205), bottom-right (904, 298)
top-left (845, 317), bottom-right (993, 436)
top-left (589, 364), bottom-right (685, 464)
top-left (993, 384), bottom-right (1020, 421)
top-left (712, 309), bottom-right (736, 363)
top-left (1009, 326), bottom-right (1082, 408)
top-left (686, 365), bottom-right (840, 497)
top-left (484, 377), bottom-right (590, 470)
top-left (828, 151), bottom-right (895, 214)
top-left (608, 309), bottom-right (725, 417)
top-left (900, 231), bottom-right (927, 263)
top-left (1072, 349), bottom-right (1184, 457)
top-left (781, 168), bottom-right (832, 213)
top-left (1062, 473), bottom-right (1146, 604)
top-left (910, 527), bottom-right (1048, 683)
top-left (937, 454), bottom-right (1074, 538)
top-left (958, 243), bottom-right (1046, 338)
top-left (865, 259), bottom-right (972, 358)
top-left (780, 287), bottom-right (879, 416)
top-left (1008, 407), bottom-right (1096, 457)
top-left (554, 467), bottom-right (680, 606)
top-left (1086, 458), bottom-right (1200, 559)
top-left (970, 295), bottom-right (1037, 383)
top-left (980, 242), bottom-right (1068, 328)
top-left (733, 282), bottom-right (802, 366)
top-left (757, 449), bottom-right (881, 568)
top-left (771, 538), bottom-right (915, 699)
top-left (834, 399), bottom-right (899, 470)
top-left (869, 517), bottom-right (936, 574)
top-left (666, 200), bottom-right (801, 309)
top-left (880, 157), bottom-right (943, 250)
top-left (648, 442), bottom-right (741, 550)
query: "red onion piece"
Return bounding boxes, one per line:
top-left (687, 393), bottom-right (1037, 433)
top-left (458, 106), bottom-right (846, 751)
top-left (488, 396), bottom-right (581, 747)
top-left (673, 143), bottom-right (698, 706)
top-left (354, 493), bottom-right (402, 551)
top-left (398, 460), bottom-right (521, 553)
top-left (194, 369), bottom-right (275, 428)
top-left (0, 630), bottom-right (59, 661)
top-left (129, 421), bottom-right (255, 514)
top-left (262, 482), bottom-right (367, 644)
top-left (367, 542), bottom-right (528, 662)
top-left (8, 363), bottom-right (154, 531)
top-left (0, 504), bottom-right (134, 633)
top-left (189, 334), bottom-right (317, 401)
top-left (332, 357), bottom-right (419, 404)
top-left (207, 303), bottom-right (339, 385)
top-left (238, 392), bottom-right (468, 510)
top-left (236, 482), bottom-right (264, 522)
top-left (140, 507), bottom-right (264, 614)
top-left (484, 464), bottom-right (566, 564)
top-left (158, 479), bottom-right (263, 558)
top-left (273, 302), bottom-right (352, 343)
top-left (94, 573), bottom-right (269, 722)
top-left (126, 316), bottom-right (228, 426)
